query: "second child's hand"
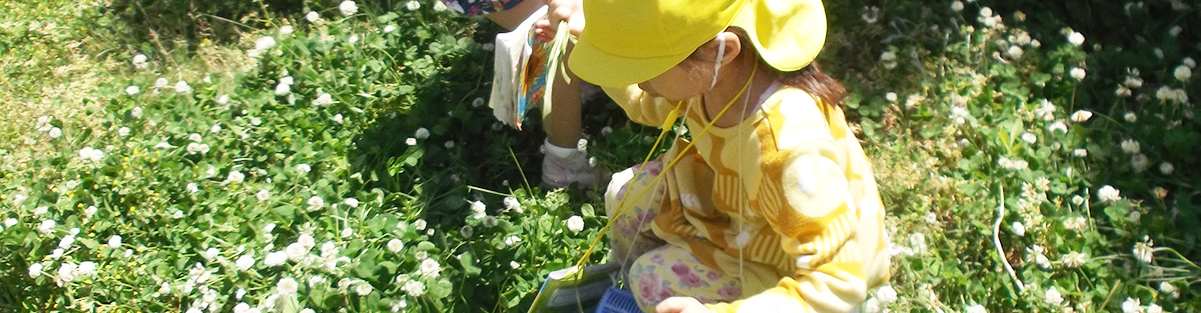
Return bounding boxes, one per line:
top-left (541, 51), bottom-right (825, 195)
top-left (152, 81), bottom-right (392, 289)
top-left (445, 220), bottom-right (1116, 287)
top-left (533, 0), bottom-right (585, 41)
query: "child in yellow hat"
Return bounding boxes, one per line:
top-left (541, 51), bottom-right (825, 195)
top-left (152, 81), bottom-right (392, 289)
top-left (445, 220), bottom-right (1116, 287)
top-left (539, 0), bottom-right (891, 311)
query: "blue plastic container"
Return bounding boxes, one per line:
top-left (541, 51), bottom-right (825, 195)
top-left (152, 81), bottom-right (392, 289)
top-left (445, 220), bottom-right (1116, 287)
top-left (595, 286), bottom-right (641, 313)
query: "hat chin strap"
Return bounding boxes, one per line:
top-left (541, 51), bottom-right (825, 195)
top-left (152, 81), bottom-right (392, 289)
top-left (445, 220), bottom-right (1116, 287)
top-left (710, 35), bottom-right (726, 89)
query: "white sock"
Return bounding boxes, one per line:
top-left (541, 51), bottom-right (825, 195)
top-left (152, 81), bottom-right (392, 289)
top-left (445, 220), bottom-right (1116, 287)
top-left (543, 139), bottom-right (579, 159)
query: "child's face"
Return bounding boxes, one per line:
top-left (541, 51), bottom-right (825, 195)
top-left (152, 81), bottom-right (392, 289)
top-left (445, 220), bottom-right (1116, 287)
top-left (638, 60), bottom-right (709, 101)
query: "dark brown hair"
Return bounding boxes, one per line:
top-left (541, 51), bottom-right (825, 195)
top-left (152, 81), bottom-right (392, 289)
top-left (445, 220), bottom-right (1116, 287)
top-left (729, 29), bottom-right (847, 108)
top-left (777, 62), bottom-right (847, 108)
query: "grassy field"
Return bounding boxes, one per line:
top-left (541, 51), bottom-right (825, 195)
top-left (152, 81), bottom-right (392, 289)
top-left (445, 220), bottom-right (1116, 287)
top-left (0, 0), bottom-right (1197, 312)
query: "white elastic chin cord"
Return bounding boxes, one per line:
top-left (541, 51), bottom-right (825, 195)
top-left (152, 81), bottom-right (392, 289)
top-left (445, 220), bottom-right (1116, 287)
top-left (710, 35), bottom-right (726, 89)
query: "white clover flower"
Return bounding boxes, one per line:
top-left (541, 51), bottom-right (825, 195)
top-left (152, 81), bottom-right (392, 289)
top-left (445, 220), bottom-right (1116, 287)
top-left (306, 11), bottom-right (320, 22)
top-left (444, 141), bottom-right (454, 149)
top-left (47, 127), bottom-right (62, 139)
top-left (307, 196), bottom-right (324, 211)
top-left (419, 258), bottom-right (441, 277)
top-left (255, 36), bottom-right (276, 51)
top-left (1044, 286), bottom-right (1063, 306)
top-left (300, 309), bottom-right (314, 313)
top-left (49, 248), bottom-right (64, 259)
top-left (296, 163), bottom-right (311, 173)
top-left (186, 143), bottom-right (210, 155)
top-left (341, 227), bottom-right (353, 238)
top-left (1156, 162), bottom-right (1172, 177)
top-left (107, 235), bottom-right (122, 249)
top-left (313, 93), bottom-right (334, 106)
top-left (503, 196), bottom-right (521, 212)
top-left (57, 233), bottom-right (76, 248)
top-left (951, 1), bottom-right (964, 12)
top-left (210, 124), bottom-right (221, 134)
top-left (1070, 67), bottom-right (1086, 80)
top-left (355, 282), bottom-right (373, 296)
top-left (153, 79), bottom-right (169, 89)
top-left (414, 219), bottom-right (427, 230)
top-left (471, 97), bottom-right (485, 107)
top-left (264, 251), bottom-right (287, 267)
top-left (235, 255), bottom-right (255, 271)
top-left (875, 285), bottom-right (897, 303)
top-left (1007, 45), bottom-right (1024, 59)
top-left (1184, 57), bottom-right (1196, 68)
top-left (78, 147), bottom-right (105, 162)
top-left (1124, 112), bottom-right (1137, 122)
top-left (1174, 65), bottom-right (1191, 81)
top-left (1120, 139), bottom-right (1140, 154)
top-left (285, 243), bottom-right (308, 262)
top-left (1131, 154), bottom-right (1149, 172)
top-left (383, 25), bottom-right (396, 33)
top-left (343, 198), bottom-right (359, 208)
top-left (216, 94), bottom-right (230, 105)
top-left (38, 220), bottom-right (56, 235)
top-left (1159, 282), bottom-right (1179, 299)
top-left (405, 138), bottom-right (417, 146)
top-left (115, 126), bottom-right (131, 137)
top-left (1124, 76), bottom-right (1143, 88)
top-left (566, 215), bottom-right (584, 233)
top-left (1063, 216), bottom-right (1086, 232)
top-left (234, 303), bottom-right (251, 313)
top-left (58, 262), bottom-right (77, 284)
top-left (339, 1), bottom-right (358, 16)
top-left (347, 34), bottom-right (359, 45)
top-left (1021, 132), bottom-right (1037, 144)
top-left (504, 235), bottom-right (521, 246)
top-left (278, 277), bottom-right (300, 296)
top-left (415, 127), bottom-right (430, 139)
top-left (1147, 303), bottom-right (1163, 313)
top-left (173, 210), bottom-right (184, 219)
top-left (1048, 121), bottom-right (1068, 134)
top-left (1097, 185), bottom-right (1121, 202)
top-left (333, 114), bottom-right (344, 124)
top-left (1121, 297), bottom-right (1140, 313)
top-left (433, 0), bottom-right (447, 11)
top-left (1011, 221), bottom-right (1025, 236)
top-left (274, 82), bottom-right (291, 96)
top-left (28, 263), bottom-right (43, 277)
top-left (1067, 32), bottom-right (1085, 46)
top-left (132, 53), bottom-right (148, 64)
top-left (3, 218), bottom-right (16, 228)
top-left (255, 190), bottom-right (271, 202)
top-left (387, 239), bottom-right (404, 253)
top-left (175, 81), bottom-right (192, 94)
top-left (81, 206), bottom-right (97, 219)
top-left (226, 171), bottom-right (245, 184)
top-left (406, 0), bottom-right (420, 11)
top-left (1063, 251), bottom-right (1087, 268)
top-left (1133, 240), bottom-right (1154, 264)
top-left (124, 85), bottom-right (141, 96)
top-left (76, 261), bottom-right (97, 277)
top-left (885, 92), bottom-right (897, 102)
top-left (403, 279), bottom-right (425, 297)
top-left (186, 183), bottom-right (199, 194)
top-left (470, 201), bottom-right (487, 220)
top-left (863, 298), bottom-right (881, 313)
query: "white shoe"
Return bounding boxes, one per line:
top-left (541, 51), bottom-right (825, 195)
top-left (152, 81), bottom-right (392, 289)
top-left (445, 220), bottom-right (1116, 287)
top-left (541, 145), bottom-right (597, 189)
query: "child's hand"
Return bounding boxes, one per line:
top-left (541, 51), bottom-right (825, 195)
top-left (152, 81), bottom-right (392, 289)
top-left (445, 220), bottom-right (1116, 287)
top-left (534, 0), bottom-right (584, 40)
top-left (656, 297), bottom-right (713, 313)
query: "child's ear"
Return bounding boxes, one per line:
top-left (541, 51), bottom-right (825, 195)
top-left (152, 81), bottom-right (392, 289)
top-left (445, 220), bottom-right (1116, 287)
top-left (693, 31), bottom-right (742, 66)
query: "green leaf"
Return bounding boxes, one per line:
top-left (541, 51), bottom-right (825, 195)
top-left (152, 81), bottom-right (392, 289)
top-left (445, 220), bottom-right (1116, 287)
top-left (580, 203), bottom-right (595, 218)
top-left (457, 251), bottom-right (481, 276)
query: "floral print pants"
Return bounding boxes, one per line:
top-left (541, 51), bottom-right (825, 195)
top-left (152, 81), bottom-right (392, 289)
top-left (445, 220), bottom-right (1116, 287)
top-left (604, 161), bottom-right (744, 312)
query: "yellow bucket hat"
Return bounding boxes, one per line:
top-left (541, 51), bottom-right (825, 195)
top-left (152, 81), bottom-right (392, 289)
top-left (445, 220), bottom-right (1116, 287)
top-left (568, 0), bottom-right (827, 87)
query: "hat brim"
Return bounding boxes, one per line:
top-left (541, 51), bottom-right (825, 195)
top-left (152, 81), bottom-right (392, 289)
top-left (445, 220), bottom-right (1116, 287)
top-left (568, 35), bottom-right (691, 88)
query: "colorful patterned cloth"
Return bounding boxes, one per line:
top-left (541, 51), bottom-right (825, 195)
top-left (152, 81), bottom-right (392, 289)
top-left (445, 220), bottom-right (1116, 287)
top-left (602, 82), bottom-right (891, 312)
